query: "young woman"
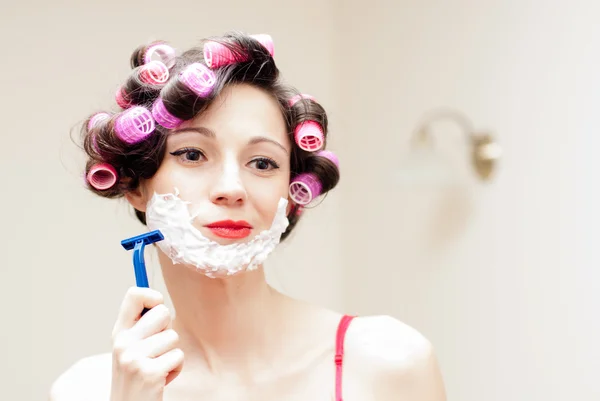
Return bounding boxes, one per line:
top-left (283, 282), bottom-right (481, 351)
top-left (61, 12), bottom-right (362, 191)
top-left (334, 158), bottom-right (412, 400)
top-left (50, 32), bottom-right (446, 401)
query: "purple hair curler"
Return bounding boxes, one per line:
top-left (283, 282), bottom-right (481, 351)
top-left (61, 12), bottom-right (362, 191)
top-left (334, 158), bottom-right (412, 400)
top-left (179, 63), bottom-right (216, 97)
top-left (139, 60), bottom-right (170, 85)
top-left (87, 112), bottom-right (110, 131)
top-left (144, 43), bottom-right (176, 68)
top-left (316, 149), bottom-right (339, 168)
top-left (294, 121), bottom-right (324, 152)
top-left (289, 173), bottom-right (323, 205)
top-left (203, 33), bottom-right (275, 69)
top-left (115, 86), bottom-right (131, 109)
top-left (152, 98), bottom-right (182, 129)
top-left (288, 93), bottom-right (316, 107)
top-left (88, 112), bottom-right (110, 153)
top-left (87, 163), bottom-right (118, 190)
top-left (115, 106), bottom-right (156, 144)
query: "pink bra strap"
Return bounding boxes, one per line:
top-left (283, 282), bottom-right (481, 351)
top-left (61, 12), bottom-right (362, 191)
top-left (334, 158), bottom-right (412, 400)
top-left (335, 315), bottom-right (355, 401)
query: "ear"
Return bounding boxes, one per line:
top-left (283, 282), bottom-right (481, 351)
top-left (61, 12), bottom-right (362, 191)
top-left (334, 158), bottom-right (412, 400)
top-left (124, 186), bottom-right (148, 213)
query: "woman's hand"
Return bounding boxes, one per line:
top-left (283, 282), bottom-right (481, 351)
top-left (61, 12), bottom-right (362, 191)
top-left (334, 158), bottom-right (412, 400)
top-left (109, 287), bottom-right (184, 401)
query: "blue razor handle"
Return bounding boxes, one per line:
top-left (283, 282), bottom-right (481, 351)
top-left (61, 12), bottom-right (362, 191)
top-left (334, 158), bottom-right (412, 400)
top-left (121, 230), bottom-right (164, 315)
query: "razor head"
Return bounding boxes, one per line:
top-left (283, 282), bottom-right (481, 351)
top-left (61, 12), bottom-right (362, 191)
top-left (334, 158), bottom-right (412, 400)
top-left (121, 230), bottom-right (164, 250)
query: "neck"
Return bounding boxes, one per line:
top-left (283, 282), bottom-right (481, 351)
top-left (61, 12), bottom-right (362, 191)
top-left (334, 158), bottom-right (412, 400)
top-left (158, 251), bottom-right (296, 374)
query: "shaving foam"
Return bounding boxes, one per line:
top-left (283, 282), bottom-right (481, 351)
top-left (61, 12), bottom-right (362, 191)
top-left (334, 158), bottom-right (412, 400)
top-left (145, 190), bottom-right (289, 278)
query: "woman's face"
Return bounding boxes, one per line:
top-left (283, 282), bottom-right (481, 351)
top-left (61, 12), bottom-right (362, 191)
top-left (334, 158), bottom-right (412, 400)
top-left (132, 84), bottom-right (292, 245)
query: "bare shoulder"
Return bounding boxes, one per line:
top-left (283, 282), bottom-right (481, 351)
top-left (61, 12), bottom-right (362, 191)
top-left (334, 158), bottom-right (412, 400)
top-left (49, 353), bottom-right (112, 401)
top-left (344, 315), bottom-right (446, 401)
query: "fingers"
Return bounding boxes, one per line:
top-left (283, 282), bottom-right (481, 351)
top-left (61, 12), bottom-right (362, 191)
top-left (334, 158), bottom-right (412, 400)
top-left (154, 348), bottom-right (184, 385)
top-left (127, 304), bottom-right (172, 340)
top-left (113, 287), bottom-right (164, 334)
top-left (128, 329), bottom-right (180, 359)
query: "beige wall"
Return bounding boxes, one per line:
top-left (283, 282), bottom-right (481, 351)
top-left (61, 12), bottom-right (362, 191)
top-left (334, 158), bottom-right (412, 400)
top-left (1, 0), bottom-right (599, 400)
top-left (336, 1), bottom-right (600, 400)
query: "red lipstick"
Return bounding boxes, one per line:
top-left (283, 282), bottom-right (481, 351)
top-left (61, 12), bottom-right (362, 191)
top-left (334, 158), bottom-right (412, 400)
top-left (204, 220), bottom-right (253, 239)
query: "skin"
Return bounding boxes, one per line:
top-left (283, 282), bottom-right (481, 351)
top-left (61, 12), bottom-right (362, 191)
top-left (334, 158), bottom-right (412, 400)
top-left (50, 84), bottom-right (447, 401)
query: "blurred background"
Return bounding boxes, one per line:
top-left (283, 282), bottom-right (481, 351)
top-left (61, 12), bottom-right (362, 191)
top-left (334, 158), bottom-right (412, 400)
top-left (1, 0), bottom-right (599, 399)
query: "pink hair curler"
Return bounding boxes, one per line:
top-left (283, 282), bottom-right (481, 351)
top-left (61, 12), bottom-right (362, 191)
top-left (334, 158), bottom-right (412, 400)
top-left (288, 93), bottom-right (316, 107)
top-left (316, 150), bottom-right (339, 168)
top-left (87, 163), bottom-right (118, 190)
top-left (289, 173), bottom-right (322, 205)
top-left (203, 34), bottom-right (275, 69)
top-left (87, 112), bottom-right (110, 131)
top-left (294, 121), bottom-right (324, 152)
top-left (144, 43), bottom-right (176, 68)
top-left (152, 98), bottom-right (182, 129)
top-left (139, 60), bottom-right (170, 85)
top-left (251, 34), bottom-right (275, 57)
top-left (115, 86), bottom-right (132, 109)
top-left (115, 106), bottom-right (156, 144)
top-left (179, 63), bottom-right (216, 97)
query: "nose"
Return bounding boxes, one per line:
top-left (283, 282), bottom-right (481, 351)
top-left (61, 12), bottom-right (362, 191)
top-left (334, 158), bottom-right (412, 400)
top-left (209, 156), bottom-right (247, 207)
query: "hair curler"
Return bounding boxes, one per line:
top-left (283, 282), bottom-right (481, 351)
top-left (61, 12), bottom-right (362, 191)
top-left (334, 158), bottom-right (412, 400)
top-left (289, 173), bottom-right (323, 205)
top-left (179, 63), bottom-right (216, 97)
top-left (288, 93), bottom-right (316, 107)
top-left (152, 98), bottom-right (182, 129)
top-left (115, 86), bottom-right (131, 109)
top-left (88, 112), bottom-right (111, 153)
top-left (144, 43), bottom-right (176, 68)
top-left (87, 112), bottom-right (110, 131)
top-left (294, 121), bottom-right (324, 152)
top-left (316, 149), bottom-right (340, 168)
top-left (139, 60), bottom-right (170, 85)
top-left (87, 163), bottom-right (118, 190)
top-left (115, 106), bottom-right (156, 144)
top-left (203, 34), bottom-right (274, 69)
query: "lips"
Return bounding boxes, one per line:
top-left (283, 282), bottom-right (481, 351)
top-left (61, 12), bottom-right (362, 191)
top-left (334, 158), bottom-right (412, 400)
top-left (204, 220), bottom-right (253, 239)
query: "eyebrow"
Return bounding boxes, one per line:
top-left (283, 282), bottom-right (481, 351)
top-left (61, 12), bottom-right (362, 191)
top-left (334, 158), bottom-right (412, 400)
top-left (247, 136), bottom-right (289, 155)
top-left (170, 127), bottom-right (216, 138)
top-left (170, 127), bottom-right (289, 155)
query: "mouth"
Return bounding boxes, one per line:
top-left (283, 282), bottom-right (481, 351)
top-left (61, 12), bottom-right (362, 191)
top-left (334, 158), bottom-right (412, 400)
top-left (204, 220), bottom-right (253, 239)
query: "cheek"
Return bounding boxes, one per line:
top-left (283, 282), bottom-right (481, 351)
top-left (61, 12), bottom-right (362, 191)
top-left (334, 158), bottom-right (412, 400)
top-left (248, 176), bottom-right (289, 221)
top-left (145, 163), bottom-right (208, 201)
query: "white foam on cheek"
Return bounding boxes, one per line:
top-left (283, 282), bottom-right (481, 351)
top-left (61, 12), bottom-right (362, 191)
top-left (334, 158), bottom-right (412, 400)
top-left (145, 189), bottom-right (289, 278)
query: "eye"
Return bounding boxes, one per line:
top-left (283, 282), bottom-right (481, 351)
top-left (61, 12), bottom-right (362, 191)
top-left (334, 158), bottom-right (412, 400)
top-left (169, 147), bottom-right (206, 163)
top-left (248, 157), bottom-right (280, 171)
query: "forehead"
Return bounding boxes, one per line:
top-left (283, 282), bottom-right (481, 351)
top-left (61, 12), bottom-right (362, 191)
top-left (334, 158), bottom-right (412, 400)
top-left (181, 84), bottom-right (289, 147)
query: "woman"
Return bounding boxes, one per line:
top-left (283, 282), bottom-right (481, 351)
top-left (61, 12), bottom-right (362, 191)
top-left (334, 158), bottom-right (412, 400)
top-left (50, 32), bottom-right (446, 401)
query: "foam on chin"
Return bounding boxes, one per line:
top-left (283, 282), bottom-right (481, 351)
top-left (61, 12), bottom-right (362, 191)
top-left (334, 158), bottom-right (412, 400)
top-left (145, 189), bottom-right (289, 278)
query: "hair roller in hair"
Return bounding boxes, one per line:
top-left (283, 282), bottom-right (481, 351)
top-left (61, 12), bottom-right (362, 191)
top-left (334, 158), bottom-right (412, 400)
top-left (115, 86), bottom-right (131, 109)
top-left (203, 34), bottom-right (275, 69)
top-left (294, 121), bottom-right (324, 152)
top-left (115, 106), bottom-right (156, 144)
top-left (179, 63), bottom-right (216, 97)
top-left (139, 60), bottom-right (170, 85)
top-left (144, 43), bottom-right (176, 68)
top-left (88, 112), bottom-right (111, 153)
top-left (316, 150), bottom-right (339, 168)
top-left (289, 173), bottom-right (323, 205)
top-left (152, 98), bottom-right (182, 129)
top-left (251, 34), bottom-right (275, 57)
top-left (288, 93), bottom-right (316, 107)
top-left (87, 112), bottom-right (110, 131)
top-left (87, 163), bottom-right (118, 190)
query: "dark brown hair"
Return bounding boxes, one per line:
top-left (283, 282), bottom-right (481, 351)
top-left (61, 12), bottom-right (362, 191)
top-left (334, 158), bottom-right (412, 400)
top-left (82, 31), bottom-right (339, 241)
